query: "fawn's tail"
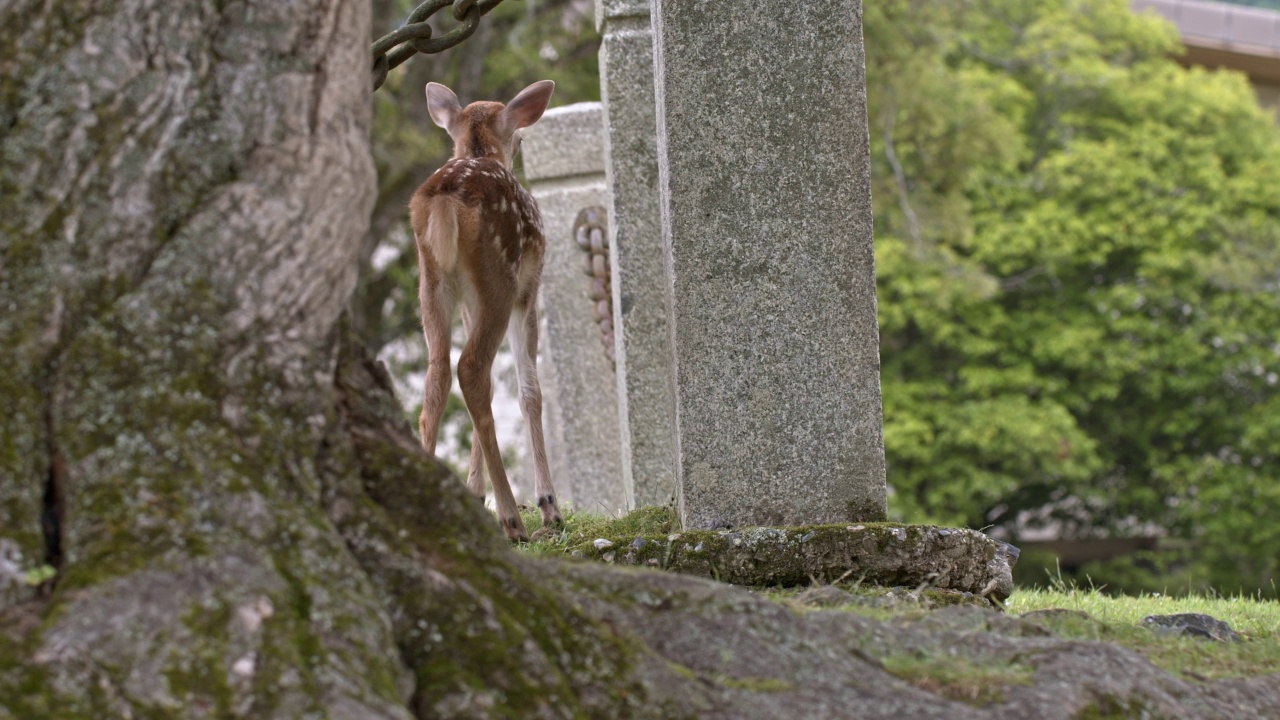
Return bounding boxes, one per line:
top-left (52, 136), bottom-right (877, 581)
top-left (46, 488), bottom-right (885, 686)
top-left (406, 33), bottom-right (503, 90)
top-left (422, 197), bottom-right (459, 273)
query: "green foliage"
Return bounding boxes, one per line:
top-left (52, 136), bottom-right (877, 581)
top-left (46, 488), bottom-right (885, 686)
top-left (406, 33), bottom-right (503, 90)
top-left (866, 0), bottom-right (1280, 595)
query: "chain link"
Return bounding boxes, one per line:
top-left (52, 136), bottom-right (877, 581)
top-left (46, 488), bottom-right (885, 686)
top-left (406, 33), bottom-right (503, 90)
top-left (574, 207), bottom-right (616, 370)
top-left (371, 0), bottom-right (510, 91)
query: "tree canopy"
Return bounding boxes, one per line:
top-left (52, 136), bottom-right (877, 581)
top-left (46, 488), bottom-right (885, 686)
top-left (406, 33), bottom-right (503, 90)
top-left (864, 0), bottom-right (1280, 594)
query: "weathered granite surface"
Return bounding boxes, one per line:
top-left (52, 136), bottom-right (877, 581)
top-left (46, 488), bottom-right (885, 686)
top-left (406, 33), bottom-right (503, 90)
top-left (523, 103), bottom-right (628, 514)
top-left (596, 0), bottom-right (679, 509)
top-left (650, 0), bottom-right (887, 528)
top-left (521, 103), bottom-right (606, 184)
top-left (1142, 613), bottom-right (1244, 642)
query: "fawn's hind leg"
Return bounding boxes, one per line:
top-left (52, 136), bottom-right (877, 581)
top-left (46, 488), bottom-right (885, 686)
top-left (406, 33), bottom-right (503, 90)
top-left (417, 249), bottom-right (455, 456)
top-left (457, 298), bottom-right (527, 542)
top-left (508, 299), bottom-right (561, 527)
top-left (460, 306), bottom-right (487, 499)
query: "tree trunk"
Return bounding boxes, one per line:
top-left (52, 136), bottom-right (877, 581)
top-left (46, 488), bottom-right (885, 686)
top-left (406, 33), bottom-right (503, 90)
top-left (1, 0), bottom-right (408, 715)
top-left (2, 3), bottom-right (1276, 719)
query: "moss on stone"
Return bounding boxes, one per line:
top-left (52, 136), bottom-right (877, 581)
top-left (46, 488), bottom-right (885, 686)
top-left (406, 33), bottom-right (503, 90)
top-left (1074, 696), bottom-right (1159, 720)
top-left (879, 653), bottom-right (1032, 707)
top-left (534, 518), bottom-right (1009, 598)
top-left (167, 601), bottom-right (236, 715)
top-left (0, 603), bottom-right (99, 719)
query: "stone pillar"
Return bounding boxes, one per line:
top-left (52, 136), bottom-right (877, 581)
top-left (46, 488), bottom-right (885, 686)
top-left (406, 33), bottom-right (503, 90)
top-left (650, 0), bottom-right (888, 529)
top-left (595, 0), bottom-right (680, 509)
top-left (522, 103), bottom-right (628, 514)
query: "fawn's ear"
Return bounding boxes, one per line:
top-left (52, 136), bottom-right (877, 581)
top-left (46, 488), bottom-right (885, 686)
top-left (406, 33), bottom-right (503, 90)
top-left (425, 82), bottom-right (462, 131)
top-left (500, 80), bottom-right (555, 136)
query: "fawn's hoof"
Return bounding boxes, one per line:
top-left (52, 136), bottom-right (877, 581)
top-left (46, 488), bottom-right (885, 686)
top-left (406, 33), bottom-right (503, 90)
top-left (502, 514), bottom-right (529, 543)
top-left (536, 494), bottom-right (563, 528)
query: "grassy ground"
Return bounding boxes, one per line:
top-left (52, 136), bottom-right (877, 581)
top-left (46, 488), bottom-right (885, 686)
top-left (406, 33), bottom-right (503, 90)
top-left (1009, 586), bottom-right (1280, 639)
top-left (514, 507), bottom-right (1280, 684)
top-left (1007, 586), bottom-right (1280, 680)
top-left (517, 504), bottom-right (678, 556)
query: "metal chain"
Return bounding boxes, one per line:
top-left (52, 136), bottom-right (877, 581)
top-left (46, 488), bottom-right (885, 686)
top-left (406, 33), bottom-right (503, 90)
top-left (574, 207), bottom-right (616, 370)
top-left (371, 0), bottom-right (510, 91)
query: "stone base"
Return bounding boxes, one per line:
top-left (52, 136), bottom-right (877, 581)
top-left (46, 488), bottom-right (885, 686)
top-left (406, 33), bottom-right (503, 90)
top-left (571, 524), bottom-right (1018, 601)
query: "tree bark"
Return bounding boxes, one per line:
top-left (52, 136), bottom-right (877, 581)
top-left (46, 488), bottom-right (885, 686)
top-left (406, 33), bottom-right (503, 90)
top-left (1, 0), bottom-right (404, 715)
top-left (1, 3), bottom-right (1276, 719)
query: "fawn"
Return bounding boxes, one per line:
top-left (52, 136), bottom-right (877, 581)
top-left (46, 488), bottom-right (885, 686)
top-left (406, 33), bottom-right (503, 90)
top-left (409, 80), bottom-right (562, 542)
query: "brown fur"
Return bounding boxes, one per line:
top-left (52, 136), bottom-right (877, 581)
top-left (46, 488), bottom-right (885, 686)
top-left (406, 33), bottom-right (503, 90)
top-left (410, 81), bottom-right (560, 542)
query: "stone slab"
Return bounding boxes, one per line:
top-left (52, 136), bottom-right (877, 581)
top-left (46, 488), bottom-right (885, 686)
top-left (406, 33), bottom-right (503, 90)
top-left (523, 102), bottom-right (628, 514)
top-left (598, 6), bottom-right (679, 508)
top-left (595, 0), bottom-right (649, 29)
top-left (650, 0), bottom-right (887, 528)
top-left (575, 524), bottom-right (1016, 601)
top-left (522, 104), bottom-right (607, 184)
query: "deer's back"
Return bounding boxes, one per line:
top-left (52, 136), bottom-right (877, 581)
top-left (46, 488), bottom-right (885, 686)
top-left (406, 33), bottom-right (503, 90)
top-left (410, 157), bottom-right (546, 301)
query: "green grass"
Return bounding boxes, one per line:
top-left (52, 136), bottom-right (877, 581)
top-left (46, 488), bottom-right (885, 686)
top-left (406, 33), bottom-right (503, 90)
top-left (1009, 587), bottom-right (1280, 639)
top-left (515, 505), bottom-right (679, 556)
top-left (1008, 586), bottom-right (1280, 680)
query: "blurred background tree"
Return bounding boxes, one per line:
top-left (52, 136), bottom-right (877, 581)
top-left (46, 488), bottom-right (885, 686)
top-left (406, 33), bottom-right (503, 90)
top-left (865, 0), bottom-right (1280, 596)
top-left (364, 0), bottom-right (1280, 595)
